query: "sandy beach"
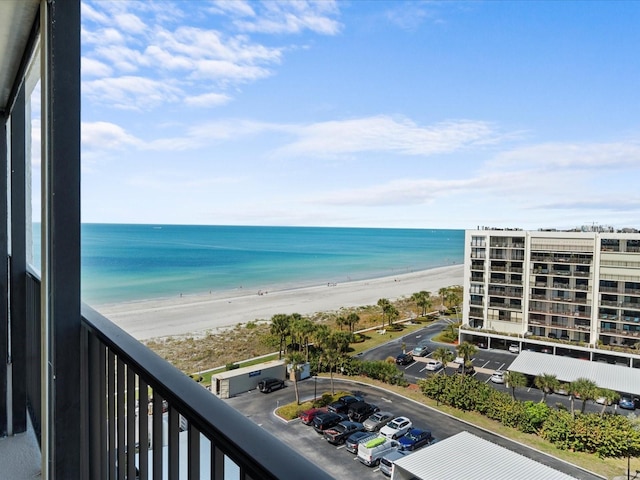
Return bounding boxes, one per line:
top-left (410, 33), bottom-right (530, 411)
top-left (96, 264), bottom-right (464, 340)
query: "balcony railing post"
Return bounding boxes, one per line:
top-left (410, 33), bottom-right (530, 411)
top-left (88, 332), bottom-right (107, 480)
top-left (10, 81), bottom-right (27, 436)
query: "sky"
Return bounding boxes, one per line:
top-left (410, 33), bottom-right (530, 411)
top-left (70, 0), bottom-right (640, 230)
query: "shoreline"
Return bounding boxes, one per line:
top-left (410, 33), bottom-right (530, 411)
top-left (96, 264), bottom-right (464, 341)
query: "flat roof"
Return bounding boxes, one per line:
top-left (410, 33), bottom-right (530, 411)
top-left (392, 431), bottom-right (577, 480)
top-left (509, 350), bottom-right (640, 396)
top-left (211, 359), bottom-right (285, 380)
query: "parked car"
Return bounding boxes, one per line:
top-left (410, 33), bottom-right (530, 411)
top-left (345, 431), bottom-right (379, 454)
top-left (379, 449), bottom-right (411, 476)
top-left (424, 359), bottom-right (443, 371)
top-left (412, 343), bottom-right (429, 357)
top-left (453, 356), bottom-right (464, 364)
top-left (363, 411), bottom-right (394, 432)
top-left (508, 343), bottom-right (520, 353)
top-left (380, 416), bottom-right (413, 439)
top-left (396, 353), bottom-right (413, 365)
top-left (455, 363), bottom-right (476, 376)
top-left (357, 436), bottom-right (400, 467)
top-left (257, 377), bottom-right (285, 393)
top-left (347, 401), bottom-right (379, 422)
top-left (619, 395), bottom-right (639, 410)
top-left (312, 412), bottom-right (348, 434)
top-left (323, 421), bottom-right (364, 445)
top-left (398, 428), bottom-right (434, 451)
top-left (327, 394), bottom-right (363, 414)
top-left (490, 370), bottom-right (505, 384)
top-left (298, 407), bottom-right (327, 425)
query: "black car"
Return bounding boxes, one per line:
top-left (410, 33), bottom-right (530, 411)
top-left (323, 421), bottom-right (364, 445)
top-left (312, 412), bottom-right (348, 434)
top-left (396, 353), bottom-right (413, 365)
top-left (455, 363), bottom-right (475, 376)
top-left (327, 394), bottom-right (363, 414)
top-left (257, 377), bottom-right (285, 393)
top-left (348, 401), bottom-right (379, 422)
top-left (344, 431), bottom-right (378, 454)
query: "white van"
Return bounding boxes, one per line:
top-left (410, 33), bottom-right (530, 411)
top-left (357, 435), bottom-right (399, 467)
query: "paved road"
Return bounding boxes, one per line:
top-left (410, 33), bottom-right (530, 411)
top-left (362, 321), bottom-right (628, 416)
top-left (226, 377), bottom-right (602, 480)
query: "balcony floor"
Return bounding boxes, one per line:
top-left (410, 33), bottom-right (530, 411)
top-left (0, 418), bottom-right (41, 479)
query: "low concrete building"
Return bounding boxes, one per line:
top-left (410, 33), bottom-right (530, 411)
top-left (211, 359), bottom-right (286, 399)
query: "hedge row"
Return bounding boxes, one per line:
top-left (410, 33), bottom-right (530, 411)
top-left (418, 374), bottom-right (640, 458)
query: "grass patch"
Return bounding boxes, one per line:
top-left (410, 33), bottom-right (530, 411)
top-left (276, 390), bottom-right (356, 420)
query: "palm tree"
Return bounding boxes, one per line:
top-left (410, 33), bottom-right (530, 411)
top-left (377, 298), bottom-right (391, 325)
top-left (411, 291), bottom-right (432, 317)
top-left (285, 351), bottom-right (305, 405)
top-left (432, 347), bottom-right (454, 375)
top-left (270, 313), bottom-right (290, 360)
top-left (504, 371), bottom-right (527, 400)
top-left (456, 342), bottom-right (477, 374)
top-left (287, 313), bottom-right (303, 351)
top-left (387, 304), bottom-right (399, 327)
top-left (569, 378), bottom-right (599, 416)
top-left (296, 317), bottom-right (315, 362)
top-left (596, 388), bottom-right (620, 415)
top-left (534, 373), bottom-right (560, 404)
top-left (346, 312), bottom-right (360, 333)
top-left (335, 315), bottom-right (347, 331)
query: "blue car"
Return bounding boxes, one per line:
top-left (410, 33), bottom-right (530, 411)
top-left (619, 395), bottom-right (638, 410)
top-left (398, 428), bottom-right (434, 451)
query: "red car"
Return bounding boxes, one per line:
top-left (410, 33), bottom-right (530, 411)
top-left (298, 407), bottom-right (327, 425)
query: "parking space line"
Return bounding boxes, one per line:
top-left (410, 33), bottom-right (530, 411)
top-left (498, 363), bottom-right (505, 371)
top-left (481, 360), bottom-right (490, 368)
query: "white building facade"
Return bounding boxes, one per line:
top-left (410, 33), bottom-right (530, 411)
top-left (460, 228), bottom-right (640, 368)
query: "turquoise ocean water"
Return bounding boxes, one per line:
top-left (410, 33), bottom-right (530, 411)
top-left (34, 224), bottom-right (464, 305)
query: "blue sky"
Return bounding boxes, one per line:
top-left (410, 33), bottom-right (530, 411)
top-left (74, 0), bottom-right (640, 229)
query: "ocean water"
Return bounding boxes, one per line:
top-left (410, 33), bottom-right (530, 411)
top-left (33, 224), bottom-right (464, 305)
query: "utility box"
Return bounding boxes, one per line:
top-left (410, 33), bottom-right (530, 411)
top-left (211, 359), bottom-right (286, 399)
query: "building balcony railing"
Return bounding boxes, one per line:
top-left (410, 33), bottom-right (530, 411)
top-left (22, 272), bottom-right (330, 480)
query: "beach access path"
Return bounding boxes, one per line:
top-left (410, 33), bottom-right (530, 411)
top-left (96, 264), bottom-right (464, 341)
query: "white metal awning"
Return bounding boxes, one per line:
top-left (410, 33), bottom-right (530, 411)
top-left (509, 350), bottom-right (640, 396)
top-left (392, 431), bottom-right (577, 480)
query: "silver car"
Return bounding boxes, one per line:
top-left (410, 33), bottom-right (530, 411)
top-left (363, 411), bottom-right (394, 432)
top-left (412, 343), bottom-right (429, 357)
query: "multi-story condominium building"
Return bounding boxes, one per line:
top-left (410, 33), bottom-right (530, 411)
top-left (460, 228), bottom-right (640, 369)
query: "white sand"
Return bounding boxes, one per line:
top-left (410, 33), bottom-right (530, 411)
top-left (96, 264), bottom-right (464, 340)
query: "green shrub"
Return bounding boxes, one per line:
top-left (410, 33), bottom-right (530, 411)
top-left (225, 363), bottom-right (239, 371)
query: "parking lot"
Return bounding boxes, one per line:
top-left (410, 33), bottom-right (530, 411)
top-left (225, 377), bottom-right (600, 480)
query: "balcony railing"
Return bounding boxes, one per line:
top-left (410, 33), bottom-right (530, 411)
top-left (24, 272), bottom-right (330, 480)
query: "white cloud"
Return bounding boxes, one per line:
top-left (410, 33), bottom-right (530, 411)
top-left (83, 76), bottom-right (183, 110)
top-left (208, 0), bottom-right (256, 18)
top-left (82, 121), bottom-right (143, 150)
top-left (184, 92), bottom-right (232, 108)
top-left (489, 140), bottom-right (640, 170)
top-left (81, 57), bottom-right (113, 77)
top-left (274, 116), bottom-right (505, 158)
top-left (226, 0), bottom-right (342, 35)
top-left (114, 13), bottom-right (147, 34)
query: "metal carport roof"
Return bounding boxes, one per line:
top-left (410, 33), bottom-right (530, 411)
top-left (508, 350), bottom-right (640, 396)
top-left (391, 431), bottom-right (577, 480)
